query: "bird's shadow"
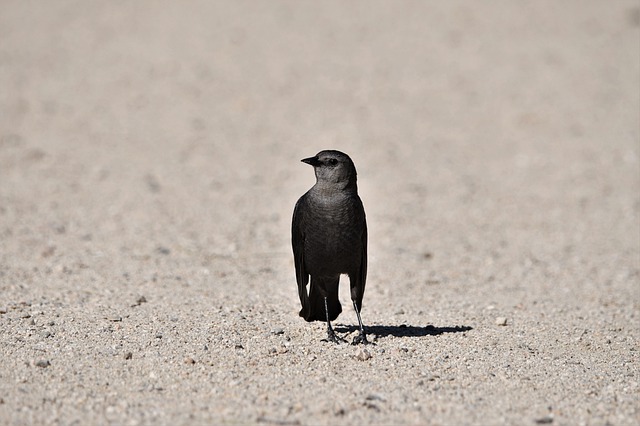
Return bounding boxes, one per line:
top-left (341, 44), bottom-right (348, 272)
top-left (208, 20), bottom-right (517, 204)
top-left (334, 324), bottom-right (472, 338)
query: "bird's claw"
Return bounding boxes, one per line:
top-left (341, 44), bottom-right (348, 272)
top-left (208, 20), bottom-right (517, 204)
top-left (351, 333), bottom-right (371, 345)
top-left (323, 330), bottom-right (348, 344)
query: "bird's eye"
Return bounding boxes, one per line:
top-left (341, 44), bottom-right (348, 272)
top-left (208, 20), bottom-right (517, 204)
top-left (327, 158), bottom-right (338, 166)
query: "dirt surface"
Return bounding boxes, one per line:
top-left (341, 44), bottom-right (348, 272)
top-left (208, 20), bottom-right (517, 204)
top-left (1, 1), bottom-right (639, 425)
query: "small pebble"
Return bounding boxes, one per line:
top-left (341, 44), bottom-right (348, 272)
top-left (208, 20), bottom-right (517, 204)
top-left (124, 352), bottom-right (133, 360)
top-left (355, 348), bottom-right (372, 361)
top-left (156, 246), bottom-right (170, 255)
top-left (495, 317), bottom-right (508, 326)
top-left (271, 327), bottom-right (284, 335)
top-left (364, 402), bottom-right (380, 411)
top-left (366, 393), bottom-right (386, 402)
top-left (184, 357), bottom-right (196, 364)
top-left (133, 296), bottom-right (147, 306)
top-left (34, 359), bottom-right (50, 368)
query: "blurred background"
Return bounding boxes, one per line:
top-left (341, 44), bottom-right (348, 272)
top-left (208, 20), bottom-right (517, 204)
top-left (1, 0), bottom-right (638, 308)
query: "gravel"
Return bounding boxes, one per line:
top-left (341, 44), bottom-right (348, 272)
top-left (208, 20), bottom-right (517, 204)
top-left (0, 1), bottom-right (638, 425)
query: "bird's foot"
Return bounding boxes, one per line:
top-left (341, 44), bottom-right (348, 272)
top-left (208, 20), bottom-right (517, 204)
top-left (352, 332), bottom-right (372, 345)
top-left (322, 330), bottom-right (347, 344)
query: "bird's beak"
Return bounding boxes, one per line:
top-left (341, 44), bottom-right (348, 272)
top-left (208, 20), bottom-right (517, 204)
top-left (301, 156), bottom-right (320, 166)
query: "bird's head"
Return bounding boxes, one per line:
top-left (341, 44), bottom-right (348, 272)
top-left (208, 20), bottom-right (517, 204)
top-left (301, 150), bottom-right (357, 191)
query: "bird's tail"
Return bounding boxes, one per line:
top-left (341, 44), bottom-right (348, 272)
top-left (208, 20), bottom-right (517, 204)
top-left (299, 277), bottom-right (341, 322)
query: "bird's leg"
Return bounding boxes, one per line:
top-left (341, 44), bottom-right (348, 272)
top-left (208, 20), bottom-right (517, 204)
top-left (351, 300), bottom-right (370, 345)
top-left (322, 296), bottom-right (345, 344)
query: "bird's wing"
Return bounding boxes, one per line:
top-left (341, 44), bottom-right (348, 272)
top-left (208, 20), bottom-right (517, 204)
top-left (359, 210), bottom-right (368, 305)
top-left (291, 196), bottom-right (310, 314)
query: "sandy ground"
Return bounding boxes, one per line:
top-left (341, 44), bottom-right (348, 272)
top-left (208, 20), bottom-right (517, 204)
top-left (1, 1), bottom-right (639, 425)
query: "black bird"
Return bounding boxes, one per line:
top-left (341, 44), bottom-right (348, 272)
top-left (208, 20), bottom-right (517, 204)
top-left (291, 150), bottom-right (369, 344)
